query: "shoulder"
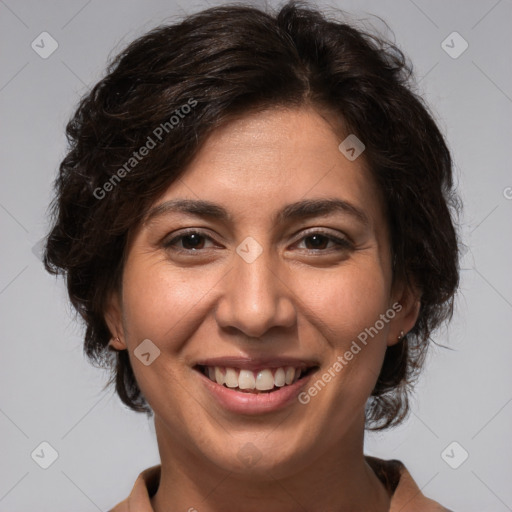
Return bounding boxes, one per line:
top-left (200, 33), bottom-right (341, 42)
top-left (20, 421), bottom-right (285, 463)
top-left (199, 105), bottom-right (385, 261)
top-left (108, 464), bottom-right (161, 512)
top-left (365, 456), bottom-right (453, 512)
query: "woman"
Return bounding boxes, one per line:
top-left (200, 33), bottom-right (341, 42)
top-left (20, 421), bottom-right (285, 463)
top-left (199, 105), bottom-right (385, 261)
top-left (44, 2), bottom-right (459, 510)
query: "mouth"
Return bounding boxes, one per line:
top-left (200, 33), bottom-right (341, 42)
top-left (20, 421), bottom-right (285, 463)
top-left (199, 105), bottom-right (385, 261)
top-left (194, 364), bottom-right (319, 394)
top-left (193, 356), bottom-right (321, 414)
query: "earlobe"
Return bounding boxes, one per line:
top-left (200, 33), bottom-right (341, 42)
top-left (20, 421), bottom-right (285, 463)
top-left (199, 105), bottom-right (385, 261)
top-left (104, 292), bottom-right (127, 350)
top-left (108, 336), bottom-right (126, 350)
top-left (387, 283), bottom-right (422, 346)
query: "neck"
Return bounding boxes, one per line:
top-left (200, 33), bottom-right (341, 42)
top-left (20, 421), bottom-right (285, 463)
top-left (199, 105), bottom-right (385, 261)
top-left (150, 416), bottom-right (390, 512)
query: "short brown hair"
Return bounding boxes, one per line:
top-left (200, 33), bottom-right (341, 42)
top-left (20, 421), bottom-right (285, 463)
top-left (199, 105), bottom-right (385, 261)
top-left (44, 1), bottom-right (460, 429)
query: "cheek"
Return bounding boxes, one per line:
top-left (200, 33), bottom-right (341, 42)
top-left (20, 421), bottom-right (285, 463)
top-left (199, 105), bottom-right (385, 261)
top-left (297, 259), bottom-right (391, 346)
top-left (118, 257), bottom-right (217, 419)
top-left (295, 265), bottom-right (391, 417)
top-left (120, 254), bottom-right (222, 347)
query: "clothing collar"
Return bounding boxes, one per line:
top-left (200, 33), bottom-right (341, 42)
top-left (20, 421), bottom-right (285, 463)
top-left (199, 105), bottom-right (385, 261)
top-left (109, 456), bottom-right (450, 511)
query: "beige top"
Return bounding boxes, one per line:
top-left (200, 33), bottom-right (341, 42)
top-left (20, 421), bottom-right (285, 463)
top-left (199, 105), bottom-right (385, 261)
top-left (109, 457), bottom-right (451, 511)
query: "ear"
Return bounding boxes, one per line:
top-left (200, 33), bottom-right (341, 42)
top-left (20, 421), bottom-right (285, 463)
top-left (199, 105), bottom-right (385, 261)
top-left (386, 280), bottom-right (421, 347)
top-left (104, 291), bottom-right (127, 350)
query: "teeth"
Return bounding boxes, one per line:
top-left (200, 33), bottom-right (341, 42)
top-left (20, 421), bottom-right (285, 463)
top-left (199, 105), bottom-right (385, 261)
top-left (238, 369), bottom-right (256, 390)
top-left (204, 365), bottom-right (309, 391)
top-left (225, 367), bottom-right (239, 388)
top-left (255, 369), bottom-right (274, 391)
top-left (285, 366), bottom-right (295, 385)
top-left (274, 367), bottom-right (286, 387)
top-left (214, 367), bottom-right (225, 386)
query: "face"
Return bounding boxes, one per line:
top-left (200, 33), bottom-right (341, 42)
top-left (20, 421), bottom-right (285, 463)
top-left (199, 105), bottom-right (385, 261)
top-left (107, 106), bottom-right (419, 478)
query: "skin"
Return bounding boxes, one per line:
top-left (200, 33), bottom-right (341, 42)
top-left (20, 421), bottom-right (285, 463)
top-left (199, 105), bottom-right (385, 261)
top-left (106, 106), bottom-right (420, 512)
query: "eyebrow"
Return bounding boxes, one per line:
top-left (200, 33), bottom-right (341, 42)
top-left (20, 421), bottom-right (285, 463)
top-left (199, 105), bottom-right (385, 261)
top-left (144, 197), bottom-right (370, 227)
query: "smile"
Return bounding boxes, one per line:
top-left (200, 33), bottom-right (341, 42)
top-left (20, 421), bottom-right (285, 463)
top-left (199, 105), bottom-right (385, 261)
top-left (193, 357), bottom-right (320, 413)
top-left (198, 365), bottom-right (316, 393)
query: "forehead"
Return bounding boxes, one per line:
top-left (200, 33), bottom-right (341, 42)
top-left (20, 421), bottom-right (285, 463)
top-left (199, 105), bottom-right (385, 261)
top-left (150, 106), bottom-right (385, 228)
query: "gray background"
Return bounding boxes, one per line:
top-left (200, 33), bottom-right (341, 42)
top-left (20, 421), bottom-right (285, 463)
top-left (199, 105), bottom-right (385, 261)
top-left (1, 0), bottom-right (511, 510)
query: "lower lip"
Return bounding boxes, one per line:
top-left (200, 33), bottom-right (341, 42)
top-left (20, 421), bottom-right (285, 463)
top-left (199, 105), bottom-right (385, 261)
top-left (197, 369), bottom-right (315, 415)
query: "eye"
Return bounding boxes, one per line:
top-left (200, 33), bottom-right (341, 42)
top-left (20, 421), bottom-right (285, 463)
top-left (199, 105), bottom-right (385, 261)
top-left (295, 231), bottom-right (352, 252)
top-left (163, 230), bottom-right (217, 252)
top-left (162, 229), bottom-right (352, 255)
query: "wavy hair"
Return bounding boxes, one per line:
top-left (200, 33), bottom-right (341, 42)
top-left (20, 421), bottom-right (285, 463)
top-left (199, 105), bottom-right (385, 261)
top-left (44, 1), bottom-right (460, 429)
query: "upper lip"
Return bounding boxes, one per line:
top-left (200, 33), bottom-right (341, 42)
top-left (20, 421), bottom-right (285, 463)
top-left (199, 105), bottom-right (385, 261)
top-left (194, 356), bottom-right (319, 372)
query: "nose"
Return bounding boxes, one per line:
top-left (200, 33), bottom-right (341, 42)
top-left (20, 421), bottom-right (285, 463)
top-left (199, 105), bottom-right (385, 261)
top-left (214, 249), bottom-right (297, 339)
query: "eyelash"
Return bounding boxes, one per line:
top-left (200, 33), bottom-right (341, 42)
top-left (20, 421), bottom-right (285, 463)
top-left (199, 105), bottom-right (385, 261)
top-left (163, 229), bottom-right (353, 254)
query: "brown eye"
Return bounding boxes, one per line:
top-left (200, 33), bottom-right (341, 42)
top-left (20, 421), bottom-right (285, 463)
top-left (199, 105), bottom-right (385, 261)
top-left (180, 233), bottom-right (205, 250)
top-left (297, 232), bottom-right (352, 252)
top-left (304, 234), bottom-right (329, 250)
top-left (163, 231), bottom-right (215, 252)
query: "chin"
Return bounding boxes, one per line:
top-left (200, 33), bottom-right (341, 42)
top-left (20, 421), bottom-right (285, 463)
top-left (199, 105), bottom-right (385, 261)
top-left (204, 435), bottom-right (310, 479)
